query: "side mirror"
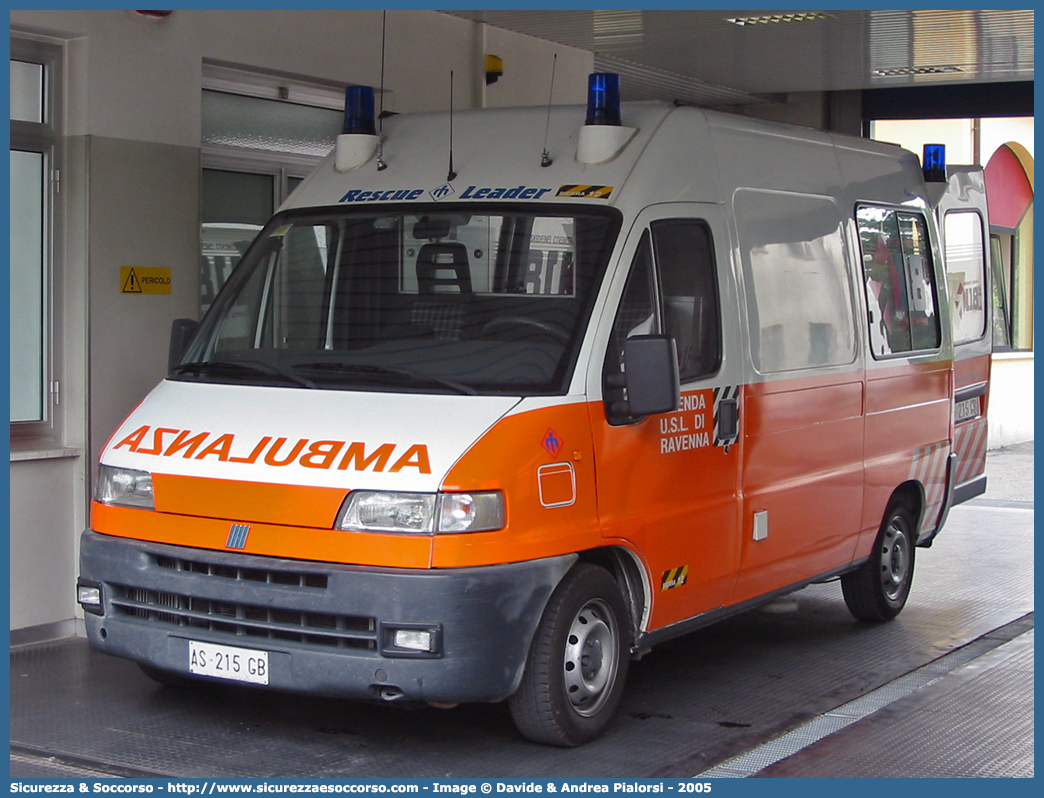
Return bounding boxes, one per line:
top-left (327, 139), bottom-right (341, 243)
top-left (168, 318), bottom-right (199, 374)
top-left (623, 335), bottom-right (680, 417)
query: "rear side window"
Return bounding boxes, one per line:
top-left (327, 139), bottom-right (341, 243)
top-left (857, 206), bottom-right (941, 357)
top-left (943, 211), bottom-right (987, 344)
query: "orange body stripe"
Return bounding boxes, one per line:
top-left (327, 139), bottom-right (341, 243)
top-left (91, 501), bottom-right (432, 568)
top-left (152, 473), bottom-right (348, 529)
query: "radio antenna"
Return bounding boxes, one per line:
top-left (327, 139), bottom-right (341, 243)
top-left (447, 70), bottom-right (457, 181)
top-left (376, 10), bottom-right (387, 170)
top-left (541, 54), bottom-right (557, 167)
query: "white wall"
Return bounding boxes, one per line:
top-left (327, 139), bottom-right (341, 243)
top-left (872, 117), bottom-right (1034, 170)
top-left (478, 24), bottom-right (592, 110)
top-left (981, 117), bottom-right (1034, 160)
top-left (8, 9), bottom-right (593, 636)
top-left (873, 118), bottom-right (976, 163)
top-left (12, 10), bottom-right (593, 147)
top-left (86, 137), bottom-right (202, 462)
top-left (988, 354), bottom-right (1035, 449)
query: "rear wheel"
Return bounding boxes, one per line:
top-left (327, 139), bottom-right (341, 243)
top-left (509, 563), bottom-right (631, 746)
top-left (842, 500), bottom-right (916, 621)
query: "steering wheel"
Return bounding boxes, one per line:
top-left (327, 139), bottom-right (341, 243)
top-left (481, 316), bottom-right (570, 344)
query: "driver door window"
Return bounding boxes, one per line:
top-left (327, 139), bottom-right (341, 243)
top-left (605, 219), bottom-right (721, 423)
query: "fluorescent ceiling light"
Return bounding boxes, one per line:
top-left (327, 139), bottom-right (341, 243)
top-left (872, 65), bottom-right (965, 77)
top-left (725, 12), bottom-right (836, 27)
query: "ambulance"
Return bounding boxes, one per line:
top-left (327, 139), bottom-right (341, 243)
top-left (77, 74), bottom-right (992, 746)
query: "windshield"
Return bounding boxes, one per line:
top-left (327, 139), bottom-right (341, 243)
top-left (177, 205), bottom-right (620, 395)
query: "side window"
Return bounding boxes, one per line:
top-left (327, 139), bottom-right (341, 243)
top-left (604, 220), bottom-right (721, 423)
top-left (989, 234), bottom-right (1012, 349)
top-left (857, 206), bottom-right (941, 356)
top-left (735, 190), bottom-right (856, 373)
top-left (943, 211), bottom-right (987, 344)
top-left (611, 231), bottom-right (658, 348)
top-left (651, 220), bottom-right (722, 382)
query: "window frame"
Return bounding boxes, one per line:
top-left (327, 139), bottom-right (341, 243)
top-left (648, 218), bottom-right (723, 383)
top-left (736, 189), bottom-right (859, 375)
top-left (603, 217), bottom-right (723, 425)
top-left (201, 145), bottom-right (325, 316)
top-left (989, 231), bottom-right (1015, 351)
top-left (10, 36), bottom-right (62, 442)
top-left (199, 67), bottom-right (344, 316)
top-left (855, 203), bottom-right (943, 360)
top-left (182, 202), bottom-right (622, 397)
top-left (942, 208), bottom-right (989, 346)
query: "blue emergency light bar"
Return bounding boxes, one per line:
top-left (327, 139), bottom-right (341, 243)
top-left (586, 73), bottom-right (621, 126)
top-left (343, 85), bottom-right (377, 136)
top-left (922, 144), bottom-right (947, 183)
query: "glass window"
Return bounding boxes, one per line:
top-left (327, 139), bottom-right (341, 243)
top-left (201, 169), bottom-right (274, 313)
top-left (202, 90), bottom-right (341, 157)
top-left (943, 211), bottom-right (987, 344)
top-left (736, 191), bottom-right (856, 372)
top-left (857, 206), bottom-right (941, 357)
top-left (179, 206), bottom-right (620, 396)
top-left (603, 219), bottom-right (721, 423)
top-left (612, 232), bottom-right (658, 344)
top-left (651, 219), bottom-right (721, 382)
top-left (10, 60), bottom-right (44, 123)
top-left (200, 87), bottom-right (338, 313)
top-left (990, 233), bottom-right (1012, 349)
top-left (10, 41), bottom-right (58, 432)
top-left (9, 149), bottom-right (46, 422)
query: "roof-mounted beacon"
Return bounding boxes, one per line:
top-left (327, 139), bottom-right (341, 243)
top-left (335, 85), bottom-right (379, 172)
top-left (577, 73), bottom-right (638, 166)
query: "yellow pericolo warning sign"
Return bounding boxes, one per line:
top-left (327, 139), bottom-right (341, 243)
top-left (660, 565), bottom-right (689, 591)
top-left (120, 266), bottom-right (172, 295)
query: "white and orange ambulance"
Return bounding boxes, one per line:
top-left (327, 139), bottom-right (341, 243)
top-left (78, 75), bottom-right (992, 746)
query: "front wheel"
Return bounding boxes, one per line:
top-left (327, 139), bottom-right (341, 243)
top-left (841, 500), bottom-right (916, 621)
top-left (509, 563), bottom-right (631, 746)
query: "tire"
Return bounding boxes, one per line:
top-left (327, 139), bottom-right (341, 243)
top-left (842, 500), bottom-right (917, 621)
top-left (509, 563), bottom-right (631, 746)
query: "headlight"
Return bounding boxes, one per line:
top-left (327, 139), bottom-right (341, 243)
top-left (336, 491), bottom-right (505, 535)
top-left (437, 492), bottom-right (505, 533)
top-left (338, 492), bottom-right (436, 534)
top-left (95, 465), bottom-right (155, 510)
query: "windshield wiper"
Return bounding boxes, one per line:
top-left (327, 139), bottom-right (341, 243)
top-left (172, 360), bottom-right (316, 389)
top-left (293, 362), bottom-right (478, 396)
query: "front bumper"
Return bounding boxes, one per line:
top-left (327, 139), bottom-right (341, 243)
top-left (79, 529), bottom-right (575, 703)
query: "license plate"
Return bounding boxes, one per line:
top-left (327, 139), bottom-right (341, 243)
top-left (954, 397), bottom-right (979, 423)
top-left (189, 640), bottom-right (269, 685)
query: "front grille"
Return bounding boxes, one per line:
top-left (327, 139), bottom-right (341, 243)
top-left (155, 555), bottom-right (328, 590)
top-left (112, 585), bottom-right (377, 650)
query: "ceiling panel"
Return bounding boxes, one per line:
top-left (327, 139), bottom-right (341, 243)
top-left (445, 9), bottom-right (1033, 106)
